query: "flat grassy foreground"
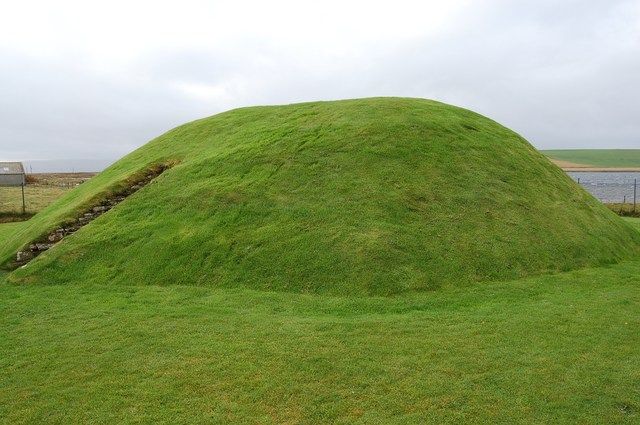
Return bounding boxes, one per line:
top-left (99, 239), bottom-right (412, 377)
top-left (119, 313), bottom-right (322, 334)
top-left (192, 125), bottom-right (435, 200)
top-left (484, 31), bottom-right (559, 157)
top-left (542, 149), bottom-right (640, 168)
top-left (2, 257), bottom-right (640, 424)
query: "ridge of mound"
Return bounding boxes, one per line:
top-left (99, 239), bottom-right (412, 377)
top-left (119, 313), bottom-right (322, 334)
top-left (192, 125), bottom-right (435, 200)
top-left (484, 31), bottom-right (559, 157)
top-left (2, 98), bottom-right (639, 295)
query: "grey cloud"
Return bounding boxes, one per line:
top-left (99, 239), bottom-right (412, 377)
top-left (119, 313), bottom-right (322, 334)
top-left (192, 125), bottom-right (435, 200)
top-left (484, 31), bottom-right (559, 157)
top-left (0, 52), bottom-right (210, 160)
top-left (1, 0), bottom-right (638, 166)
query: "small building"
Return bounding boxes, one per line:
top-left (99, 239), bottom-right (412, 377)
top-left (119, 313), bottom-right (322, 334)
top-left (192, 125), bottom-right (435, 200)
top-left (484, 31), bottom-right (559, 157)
top-left (0, 162), bottom-right (26, 187)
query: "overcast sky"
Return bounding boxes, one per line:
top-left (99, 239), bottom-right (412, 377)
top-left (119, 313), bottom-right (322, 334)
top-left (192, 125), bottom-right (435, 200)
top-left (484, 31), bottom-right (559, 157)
top-left (1, 0), bottom-right (639, 167)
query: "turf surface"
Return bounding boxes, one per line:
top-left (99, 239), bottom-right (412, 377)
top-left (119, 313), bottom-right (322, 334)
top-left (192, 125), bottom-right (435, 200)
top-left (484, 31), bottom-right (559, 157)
top-left (0, 222), bottom-right (23, 240)
top-left (542, 149), bottom-right (640, 168)
top-left (624, 217), bottom-right (640, 232)
top-left (1, 260), bottom-right (639, 424)
top-left (2, 98), bottom-right (639, 294)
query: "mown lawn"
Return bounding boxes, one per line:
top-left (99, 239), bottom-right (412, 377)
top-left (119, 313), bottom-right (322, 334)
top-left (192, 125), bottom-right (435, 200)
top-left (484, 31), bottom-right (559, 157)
top-left (2, 259), bottom-right (640, 424)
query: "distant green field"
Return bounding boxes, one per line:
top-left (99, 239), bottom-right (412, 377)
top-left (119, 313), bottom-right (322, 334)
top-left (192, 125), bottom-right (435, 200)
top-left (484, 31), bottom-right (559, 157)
top-left (543, 149), bottom-right (640, 168)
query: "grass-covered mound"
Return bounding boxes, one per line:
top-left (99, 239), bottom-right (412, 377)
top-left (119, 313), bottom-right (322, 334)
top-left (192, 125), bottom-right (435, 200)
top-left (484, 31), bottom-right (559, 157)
top-left (2, 98), bottom-right (639, 294)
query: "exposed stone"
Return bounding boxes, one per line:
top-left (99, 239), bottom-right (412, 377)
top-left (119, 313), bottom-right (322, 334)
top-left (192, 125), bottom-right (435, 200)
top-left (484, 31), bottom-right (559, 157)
top-left (48, 232), bottom-right (63, 242)
top-left (16, 251), bottom-right (34, 262)
top-left (12, 164), bottom-right (170, 268)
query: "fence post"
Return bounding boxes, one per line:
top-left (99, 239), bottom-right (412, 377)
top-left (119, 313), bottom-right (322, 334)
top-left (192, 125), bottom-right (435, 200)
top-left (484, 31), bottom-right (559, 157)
top-left (634, 178), bottom-right (637, 214)
top-left (21, 182), bottom-right (26, 215)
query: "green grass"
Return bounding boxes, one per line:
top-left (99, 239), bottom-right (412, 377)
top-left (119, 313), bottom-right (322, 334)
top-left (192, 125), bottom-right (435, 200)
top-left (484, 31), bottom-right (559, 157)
top-left (0, 185), bottom-right (70, 222)
top-left (542, 149), bottom-right (640, 168)
top-left (623, 217), bottom-right (640, 232)
top-left (0, 222), bottom-right (25, 241)
top-left (2, 98), bottom-right (639, 294)
top-left (0, 223), bottom-right (25, 280)
top-left (0, 175), bottom-right (93, 223)
top-left (1, 100), bottom-right (640, 423)
top-left (2, 260), bottom-right (640, 424)
top-left (609, 204), bottom-right (640, 218)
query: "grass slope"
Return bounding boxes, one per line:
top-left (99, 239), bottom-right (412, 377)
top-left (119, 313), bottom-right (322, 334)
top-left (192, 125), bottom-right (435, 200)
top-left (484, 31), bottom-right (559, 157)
top-left (624, 217), bottom-right (640, 232)
top-left (2, 260), bottom-right (640, 423)
top-left (542, 149), bottom-right (640, 168)
top-left (0, 222), bottom-right (24, 241)
top-left (2, 98), bottom-right (639, 294)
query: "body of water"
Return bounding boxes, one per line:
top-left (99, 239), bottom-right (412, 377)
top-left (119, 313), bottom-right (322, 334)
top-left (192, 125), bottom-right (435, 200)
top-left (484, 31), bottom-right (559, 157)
top-left (567, 172), bottom-right (640, 203)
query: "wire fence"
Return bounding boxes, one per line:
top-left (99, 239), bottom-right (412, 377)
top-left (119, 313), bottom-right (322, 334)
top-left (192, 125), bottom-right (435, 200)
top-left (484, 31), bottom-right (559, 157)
top-left (568, 172), bottom-right (639, 205)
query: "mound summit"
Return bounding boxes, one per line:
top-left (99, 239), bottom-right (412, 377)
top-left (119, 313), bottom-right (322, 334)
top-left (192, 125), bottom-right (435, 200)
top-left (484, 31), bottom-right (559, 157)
top-left (3, 98), bottom-right (639, 294)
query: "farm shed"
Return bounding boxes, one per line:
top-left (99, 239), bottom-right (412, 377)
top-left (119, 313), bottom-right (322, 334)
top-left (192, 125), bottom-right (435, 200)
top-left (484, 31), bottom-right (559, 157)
top-left (0, 162), bottom-right (26, 186)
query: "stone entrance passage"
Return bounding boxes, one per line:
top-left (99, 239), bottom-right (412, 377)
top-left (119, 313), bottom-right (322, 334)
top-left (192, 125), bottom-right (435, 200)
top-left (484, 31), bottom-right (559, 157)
top-left (14, 164), bottom-right (170, 268)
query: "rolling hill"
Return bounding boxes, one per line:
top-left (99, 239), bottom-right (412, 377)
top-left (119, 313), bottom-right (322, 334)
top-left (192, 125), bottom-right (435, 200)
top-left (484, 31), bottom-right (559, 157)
top-left (2, 98), bottom-right (639, 294)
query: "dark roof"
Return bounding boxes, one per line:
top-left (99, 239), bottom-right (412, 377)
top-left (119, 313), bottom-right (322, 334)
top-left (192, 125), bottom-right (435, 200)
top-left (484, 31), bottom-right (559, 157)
top-left (0, 162), bottom-right (25, 175)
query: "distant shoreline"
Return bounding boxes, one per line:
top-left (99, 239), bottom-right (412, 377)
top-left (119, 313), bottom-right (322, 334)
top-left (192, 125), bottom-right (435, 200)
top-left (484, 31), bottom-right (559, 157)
top-left (543, 150), bottom-right (640, 171)
top-left (561, 167), bottom-right (640, 172)
top-left (550, 159), bottom-right (640, 172)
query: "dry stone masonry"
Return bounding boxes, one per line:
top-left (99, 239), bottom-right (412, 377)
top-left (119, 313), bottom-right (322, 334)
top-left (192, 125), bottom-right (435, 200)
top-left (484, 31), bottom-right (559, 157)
top-left (14, 164), bottom-right (169, 268)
